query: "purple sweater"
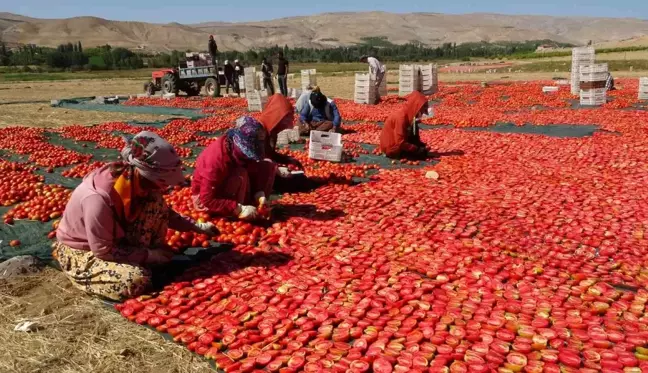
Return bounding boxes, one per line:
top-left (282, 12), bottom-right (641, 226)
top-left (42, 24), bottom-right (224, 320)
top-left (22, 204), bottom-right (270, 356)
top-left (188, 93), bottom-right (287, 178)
top-left (56, 164), bottom-right (195, 265)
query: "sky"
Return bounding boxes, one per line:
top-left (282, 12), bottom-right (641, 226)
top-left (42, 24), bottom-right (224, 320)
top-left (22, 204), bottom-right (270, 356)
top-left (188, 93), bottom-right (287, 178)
top-left (3, 0), bottom-right (647, 23)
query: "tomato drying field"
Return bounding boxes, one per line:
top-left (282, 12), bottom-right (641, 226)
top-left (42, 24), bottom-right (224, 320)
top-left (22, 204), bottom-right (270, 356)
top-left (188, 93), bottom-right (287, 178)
top-left (2, 79), bottom-right (648, 372)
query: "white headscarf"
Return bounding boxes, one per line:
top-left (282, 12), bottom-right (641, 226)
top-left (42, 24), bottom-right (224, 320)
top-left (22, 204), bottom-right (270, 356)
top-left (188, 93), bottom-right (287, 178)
top-left (120, 131), bottom-right (184, 186)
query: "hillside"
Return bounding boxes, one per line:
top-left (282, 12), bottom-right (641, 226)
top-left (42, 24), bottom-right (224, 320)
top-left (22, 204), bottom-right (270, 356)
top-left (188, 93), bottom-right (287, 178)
top-left (1, 11), bottom-right (648, 52)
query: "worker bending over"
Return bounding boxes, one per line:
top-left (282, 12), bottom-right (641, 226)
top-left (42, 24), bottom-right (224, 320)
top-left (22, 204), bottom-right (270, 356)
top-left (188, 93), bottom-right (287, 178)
top-left (192, 95), bottom-right (302, 220)
top-left (298, 87), bottom-right (342, 134)
top-left (54, 132), bottom-right (217, 301)
top-left (380, 91), bottom-right (432, 159)
top-left (361, 55), bottom-right (385, 104)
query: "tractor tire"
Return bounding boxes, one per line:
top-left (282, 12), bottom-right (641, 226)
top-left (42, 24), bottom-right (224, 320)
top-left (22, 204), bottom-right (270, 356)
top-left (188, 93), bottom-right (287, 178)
top-left (184, 82), bottom-right (201, 97)
top-left (204, 77), bottom-right (220, 98)
top-left (162, 73), bottom-right (179, 95)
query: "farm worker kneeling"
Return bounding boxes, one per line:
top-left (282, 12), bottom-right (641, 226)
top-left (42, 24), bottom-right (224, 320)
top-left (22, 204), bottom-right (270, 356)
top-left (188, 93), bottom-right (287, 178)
top-left (380, 91), bottom-right (431, 159)
top-left (54, 132), bottom-right (218, 301)
top-left (192, 120), bottom-right (276, 221)
top-left (252, 94), bottom-right (304, 170)
top-left (298, 87), bottom-right (342, 134)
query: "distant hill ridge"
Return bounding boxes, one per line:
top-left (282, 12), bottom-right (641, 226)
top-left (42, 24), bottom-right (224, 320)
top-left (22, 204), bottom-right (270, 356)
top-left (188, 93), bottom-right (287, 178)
top-left (1, 11), bottom-right (648, 52)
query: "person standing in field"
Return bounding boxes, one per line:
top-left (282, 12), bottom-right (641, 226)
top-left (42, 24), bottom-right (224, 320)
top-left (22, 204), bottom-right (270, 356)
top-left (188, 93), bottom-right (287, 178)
top-left (208, 35), bottom-right (218, 65)
top-left (223, 60), bottom-right (239, 96)
top-left (261, 57), bottom-right (275, 95)
top-left (360, 55), bottom-right (385, 104)
top-left (277, 51), bottom-right (289, 96)
top-left (233, 60), bottom-right (244, 94)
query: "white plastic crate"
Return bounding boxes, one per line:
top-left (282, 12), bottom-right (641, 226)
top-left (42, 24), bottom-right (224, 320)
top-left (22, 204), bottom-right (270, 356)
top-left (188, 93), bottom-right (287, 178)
top-left (570, 47), bottom-right (596, 94)
top-left (247, 90), bottom-right (268, 112)
top-left (555, 79), bottom-right (569, 85)
top-left (301, 69), bottom-right (317, 89)
top-left (543, 86), bottom-right (559, 93)
top-left (580, 88), bottom-right (606, 106)
top-left (580, 63), bottom-right (608, 74)
top-left (308, 130), bottom-right (343, 162)
top-left (354, 73), bottom-right (376, 104)
top-left (399, 64), bottom-right (423, 96)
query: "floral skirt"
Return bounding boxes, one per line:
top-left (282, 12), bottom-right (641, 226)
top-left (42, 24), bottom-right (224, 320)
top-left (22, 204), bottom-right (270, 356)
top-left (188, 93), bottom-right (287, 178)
top-left (53, 193), bottom-right (169, 301)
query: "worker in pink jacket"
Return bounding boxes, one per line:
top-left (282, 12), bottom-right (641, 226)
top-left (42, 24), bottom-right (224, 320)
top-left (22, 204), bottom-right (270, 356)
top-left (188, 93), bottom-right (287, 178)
top-left (55, 131), bottom-right (218, 301)
top-left (191, 120), bottom-right (276, 221)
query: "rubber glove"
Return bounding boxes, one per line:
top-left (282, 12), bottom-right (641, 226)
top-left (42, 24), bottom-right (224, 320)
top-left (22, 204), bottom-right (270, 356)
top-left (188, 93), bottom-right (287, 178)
top-left (276, 167), bottom-right (292, 178)
top-left (194, 222), bottom-right (219, 236)
top-left (254, 191), bottom-right (267, 207)
top-left (238, 204), bottom-right (258, 221)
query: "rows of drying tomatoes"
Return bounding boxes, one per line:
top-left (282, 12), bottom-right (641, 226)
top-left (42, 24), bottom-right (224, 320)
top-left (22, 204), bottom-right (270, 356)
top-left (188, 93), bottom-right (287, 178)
top-left (4, 79), bottom-right (648, 372)
top-left (113, 81), bottom-right (648, 372)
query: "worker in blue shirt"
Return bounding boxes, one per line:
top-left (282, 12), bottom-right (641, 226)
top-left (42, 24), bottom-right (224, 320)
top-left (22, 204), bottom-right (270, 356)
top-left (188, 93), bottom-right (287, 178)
top-left (298, 87), bottom-right (342, 134)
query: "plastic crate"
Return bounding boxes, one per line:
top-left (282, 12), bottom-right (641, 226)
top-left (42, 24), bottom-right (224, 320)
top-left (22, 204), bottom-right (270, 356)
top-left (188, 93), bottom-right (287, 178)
top-left (580, 64), bottom-right (608, 74)
top-left (543, 86), bottom-right (560, 93)
top-left (301, 69), bottom-right (317, 89)
top-left (308, 131), bottom-right (343, 162)
top-left (580, 88), bottom-right (606, 105)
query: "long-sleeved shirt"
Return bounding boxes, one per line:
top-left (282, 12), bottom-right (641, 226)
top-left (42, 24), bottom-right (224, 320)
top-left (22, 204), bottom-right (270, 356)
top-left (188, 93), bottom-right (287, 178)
top-left (262, 62), bottom-right (273, 78)
top-left (56, 164), bottom-right (195, 265)
top-left (224, 64), bottom-right (235, 80)
top-left (191, 137), bottom-right (240, 216)
top-left (208, 39), bottom-right (218, 56)
top-left (367, 57), bottom-right (385, 75)
top-left (299, 99), bottom-right (341, 128)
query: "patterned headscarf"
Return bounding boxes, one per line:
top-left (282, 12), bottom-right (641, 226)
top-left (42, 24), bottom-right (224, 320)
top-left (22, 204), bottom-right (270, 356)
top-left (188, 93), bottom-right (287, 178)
top-left (120, 131), bottom-right (184, 186)
top-left (227, 118), bottom-right (264, 161)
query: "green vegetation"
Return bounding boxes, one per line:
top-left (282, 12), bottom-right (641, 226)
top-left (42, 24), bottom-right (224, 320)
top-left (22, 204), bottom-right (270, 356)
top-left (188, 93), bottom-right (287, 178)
top-left (517, 59), bottom-right (648, 73)
top-left (510, 45), bottom-right (648, 60)
top-left (0, 42), bottom-right (144, 70)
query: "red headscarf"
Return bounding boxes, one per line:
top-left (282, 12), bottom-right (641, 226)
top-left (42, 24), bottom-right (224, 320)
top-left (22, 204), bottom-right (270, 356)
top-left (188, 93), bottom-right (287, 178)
top-left (380, 92), bottom-right (428, 158)
top-left (259, 94), bottom-right (294, 136)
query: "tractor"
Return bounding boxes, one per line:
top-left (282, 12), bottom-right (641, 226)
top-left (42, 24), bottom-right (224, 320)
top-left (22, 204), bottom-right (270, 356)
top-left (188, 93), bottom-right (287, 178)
top-left (144, 59), bottom-right (226, 97)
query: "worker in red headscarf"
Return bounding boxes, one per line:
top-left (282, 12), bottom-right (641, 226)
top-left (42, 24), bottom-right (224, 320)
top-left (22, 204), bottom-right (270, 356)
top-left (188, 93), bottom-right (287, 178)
top-left (256, 94), bottom-right (303, 171)
top-left (380, 91), bottom-right (431, 159)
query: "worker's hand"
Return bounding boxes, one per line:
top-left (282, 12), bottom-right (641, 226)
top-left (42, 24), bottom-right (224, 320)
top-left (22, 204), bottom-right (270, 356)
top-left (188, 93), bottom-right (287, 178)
top-left (254, 192), bottom-right (267, 208)
top-left (238, 204), bottom-right (259, 221)
top-left (277, 166), bottom-right (292, 178)
top-left (194, 222), bottom-right (219, 236)
top-left (146, 249), bottom-right (175, 266)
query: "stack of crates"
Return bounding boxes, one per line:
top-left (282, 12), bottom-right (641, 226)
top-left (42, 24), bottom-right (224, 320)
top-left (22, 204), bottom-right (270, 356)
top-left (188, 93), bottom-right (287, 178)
top-left (639, 77), bottom-right (648, 100)
top-left (399, 65), bottom-right (420, 96)
top-left (247, 90), bottom-right (268, 112)
top-left (243, 67), bottom-right (260, 94)
top-left (419, 64), bottom-right (438, 95)
top-left (579, 63), bottom-right (608, 106)
top-left (301, 69), bottom-right (317, 89)
top-left (571, 46), bottom-right (595, 95)
top-left (354, 73), bottom-right (376, 104)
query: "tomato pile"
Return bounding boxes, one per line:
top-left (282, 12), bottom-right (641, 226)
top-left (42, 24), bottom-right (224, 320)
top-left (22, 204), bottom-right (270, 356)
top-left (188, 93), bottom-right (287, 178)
top-left (3, 185), bottom-right (70, 223)
top-left (4, 78), bottom-right (648, 372)
top-left (164, 187), bottom-right (270, 250)
top-left (61, 161), bottom-right (106, 178)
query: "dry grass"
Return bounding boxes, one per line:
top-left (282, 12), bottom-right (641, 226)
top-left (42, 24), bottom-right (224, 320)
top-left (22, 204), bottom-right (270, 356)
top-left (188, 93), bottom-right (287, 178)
top-left (0, 268), bottom-right (214, 373)
top-left (0, 103), bottom-right (178, 128)
top-left (0, 78), bottom-right (179, 127)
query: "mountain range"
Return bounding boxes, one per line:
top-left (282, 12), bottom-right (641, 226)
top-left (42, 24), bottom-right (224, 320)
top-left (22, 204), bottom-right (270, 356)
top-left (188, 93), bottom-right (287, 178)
top-left (1, 11), bottom-right (648, 52)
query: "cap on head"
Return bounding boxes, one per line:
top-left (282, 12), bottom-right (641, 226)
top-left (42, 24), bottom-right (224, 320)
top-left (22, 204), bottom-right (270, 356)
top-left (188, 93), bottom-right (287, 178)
top-left (234, 59), bottom-right (239, 63)
top-left (224, 60), bottom-right (229, 65)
